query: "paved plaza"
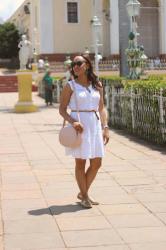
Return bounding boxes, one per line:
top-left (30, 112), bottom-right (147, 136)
top-left (0, 92), bottom-right (166, 250)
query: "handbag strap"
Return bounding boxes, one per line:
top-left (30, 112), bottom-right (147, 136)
top-left (62, 80), bottom-right (80, 127)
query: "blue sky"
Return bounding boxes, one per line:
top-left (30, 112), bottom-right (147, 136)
top-left (0, 0), bottom-right (24, 21)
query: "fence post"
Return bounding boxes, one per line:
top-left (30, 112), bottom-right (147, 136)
top-left (56, 80), bottom-right (60, 103)
top-left (38, 79), bottom-right (45, 98)
top-left (111, 85), bottom-right (115, 125)
top-left (105, 81), bottom-right (110, 110)
top-left (130, 87), bottom-right (135, 131)
top-left (159, 88), bottom-right (164, 140)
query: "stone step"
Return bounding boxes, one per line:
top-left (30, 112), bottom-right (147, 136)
top-left (0, 88), bottom-right (18, 93)
top-left (0, 76), bottom-right (18, 92)
top-left (0, 75), bottom-right (37, 92)
top-left (0, 86), bottom-right (37, 93)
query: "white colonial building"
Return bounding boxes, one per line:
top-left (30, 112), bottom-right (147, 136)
top-left (8, 0), bottom-right (166, 61)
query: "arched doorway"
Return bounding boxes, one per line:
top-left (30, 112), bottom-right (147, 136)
top-left (137, 0), bottom-right (159, 57)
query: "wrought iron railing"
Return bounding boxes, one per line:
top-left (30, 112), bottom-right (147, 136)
top-left (104, 82), bottom-right (166, 144)
top-left (38, 78), bottom-right (166, 144)
top-left (48, 58), bottom-right (166, 72)
top-left (48, 60), bottom-right (120, 72)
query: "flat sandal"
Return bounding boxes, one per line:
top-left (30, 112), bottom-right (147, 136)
top-left (77, 193), bottom-right (99, 205)
top-left (80, 198), bottom-right (92, 209)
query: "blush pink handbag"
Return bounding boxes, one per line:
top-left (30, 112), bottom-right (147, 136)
top-left (59, 81), bottom-right (82, 148)
top-left (59, 124), bottom-right (82, 148)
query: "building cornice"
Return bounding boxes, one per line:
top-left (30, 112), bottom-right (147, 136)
top-left (7, 0), bottom-right (30, 23)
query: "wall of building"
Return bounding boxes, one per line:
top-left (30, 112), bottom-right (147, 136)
top-left (101, 0), bottom-right (111, 57)
top-left (118, 0), bottom-right (130, 76)
top-left (52, 0), bottom-right (93, 54)
top-left (137, 0), bottom-right (159, 57)
top-left (7, 0), bottom-right (166, 60)
top-left (8, 0), bottom-right (30, 36)
top-left (38, 0), bottom-right (54, 54)
top-left (159, 0), bottom-right (166, 56)
top-left (109, 0), bottom-right (119, 57)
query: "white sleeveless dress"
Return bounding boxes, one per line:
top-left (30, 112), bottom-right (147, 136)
top-left (66, 80), bottom-right (104, 159)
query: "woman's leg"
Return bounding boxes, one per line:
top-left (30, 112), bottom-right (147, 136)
top-left (47, 89), bottom-right (52, 105)
top-left (86, 157), bottom-right (102, 192)
top-left (49, 89), bottom-right (53, 105)
top-left (45, 88), bottom-right (49, 105)
top-left (50, 90), bottom-right (53, 105)
top-left (77, 158), bottom-right (102, 205)
top-left (75, 158), bottom-right (87, 199)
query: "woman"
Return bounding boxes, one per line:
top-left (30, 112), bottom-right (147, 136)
top-left (59, 55), bottom-right (109, 208)
top-left (43, 71), bottom-right (53, 106)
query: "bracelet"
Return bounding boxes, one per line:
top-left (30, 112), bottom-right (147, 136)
top-left (103, 125), bottom-right (109, 129)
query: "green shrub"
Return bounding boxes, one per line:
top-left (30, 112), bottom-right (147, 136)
top-left (100, 75), bottom-right (166, 96)
top-left (52, 76), bottom-right (61, 81)
top-left (125, 79), bottom-right (166, 89)
top-left (147, 75), bottom-right (165, 81)
top-left (0, 22), bottom-right (19, 58)
top-left (100, 76), bottom-right (124, 88)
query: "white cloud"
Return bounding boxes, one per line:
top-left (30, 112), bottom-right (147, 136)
top-left (0, 0), bottom-right (25, 21)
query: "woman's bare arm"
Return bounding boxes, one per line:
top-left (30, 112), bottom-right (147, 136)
top-left (98, 86), bottom-right (108, 126)
top-left (59, 84), bottom-right (83, 133)
top-left (59, 84), bottom-right (76, 124)
top-left (98, 85), bottom-right (110, 145)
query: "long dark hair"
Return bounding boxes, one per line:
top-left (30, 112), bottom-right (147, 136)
top-left (71, 54), bottom-right (101, 89)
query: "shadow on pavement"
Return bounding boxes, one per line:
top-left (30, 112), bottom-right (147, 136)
top-left (111, 128), bottom-right (166, 155)
top-left (1, 70), bottom-right (16, 74)
top-left (0, 108), bottom-right (15, 113)
top-left (0, 104), bottom-right (58, 113)
top-left (28, 203), bottom-right (85, 216)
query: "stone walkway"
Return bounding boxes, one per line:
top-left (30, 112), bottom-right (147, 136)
top-left (0, 92), bottom-right (166, 250)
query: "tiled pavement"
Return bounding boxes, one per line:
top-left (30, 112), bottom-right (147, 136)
top-left (0, 92), bottom-right (166, 250)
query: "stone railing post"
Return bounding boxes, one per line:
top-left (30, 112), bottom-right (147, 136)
top-left (111, 85), bottom-right (115, 125)
top-left (159, 88), bottom-right (165, 139)
top-left (105, 81), bottom-right (110, 110)
top-left (130, 87), bottom-right (135, 131)
top-left (56, 80), bottom-right (61, 103)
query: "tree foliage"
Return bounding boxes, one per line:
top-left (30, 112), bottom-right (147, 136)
top-left (0, 22), bottom-right (20, 58)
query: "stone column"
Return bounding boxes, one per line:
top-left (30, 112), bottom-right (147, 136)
top-left (30, 0), bottom-right (35, 57)
top-left (15, 71), bottom-right (38, 113)
top-left (39, 0), bottom-right (54, 53)
top-left (110, 0), bottom-right (119, 55)
top-left (118, 0), bottom-right (130, 76)
top-left (160, 0), bottom-right (166, 55)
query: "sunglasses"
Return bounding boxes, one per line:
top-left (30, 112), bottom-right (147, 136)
top-left (71, 61), bottom-right (85, 67)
